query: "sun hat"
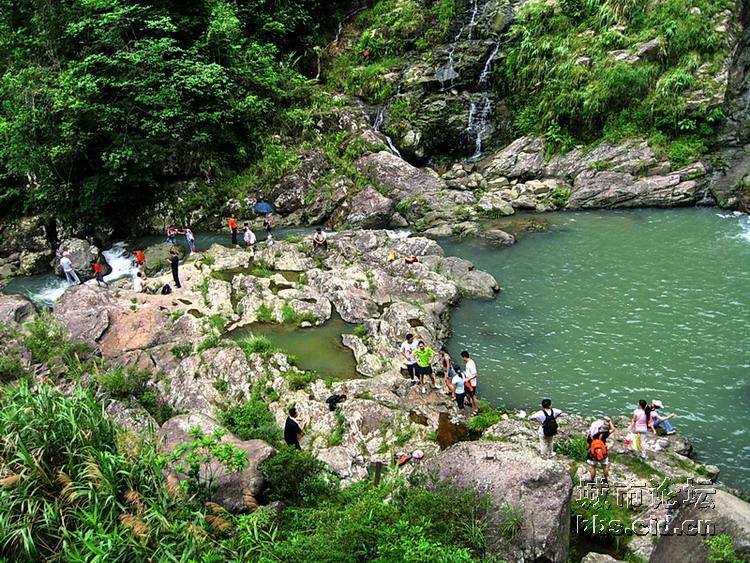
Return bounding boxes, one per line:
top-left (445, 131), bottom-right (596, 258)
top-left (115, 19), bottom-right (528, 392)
top-left (62, 251), bottom-right (70, 257)
top-left (652, 400), bottom-right (663, 408)
top-left (412, 450), bottom-right (424, 460)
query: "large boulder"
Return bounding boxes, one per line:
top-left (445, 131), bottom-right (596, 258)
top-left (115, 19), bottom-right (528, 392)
top-left (424, 441), bottom-right (572, 562)
top-left (158, 413), bottom-right (276, 513)
top-left (0, 215), bottom-right (55, 275)
top-left (355, 151), bottom-right (444, 200)
top-left (54, 284), bottom-right (113, 344)
top-left (0, 295), bottom-right (35, 324)
top-left (345, 186), bottom-right (396, 229)
top-left (650, 489), bottom-right (750, 563)
top-left (55, 238), bottom-right (102, 281)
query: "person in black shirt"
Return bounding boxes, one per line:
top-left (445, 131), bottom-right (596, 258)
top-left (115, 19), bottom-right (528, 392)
top-left (284, 407), bottom-right (304, 449)
top-left (169, 248), bottom-right (181, 289)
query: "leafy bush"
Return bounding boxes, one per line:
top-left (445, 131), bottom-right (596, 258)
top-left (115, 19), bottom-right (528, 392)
top-left (23, 314), bottom-right (91, 374)
top-left (260, 447), bottom-right (335, 506)
top-left (467, 401), bottom-right (503, 433)
top-left (171, 343), bottom-right (193, 360)
top-left (556, 436), bottom-right (589, 462)
top-left (220, 396), bottom-right (283, 447)
top-left (167, 427), bottom-right (248, 498)
top-left (95, 365), bottom-right (151, 399)
top-left (706, 534), bottom-right (744, 563)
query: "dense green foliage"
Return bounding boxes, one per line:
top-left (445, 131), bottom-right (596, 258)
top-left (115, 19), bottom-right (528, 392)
top-left (503, 0), bottom-right (732, 162)
top-left (0, 0), bottom-right (347, 225)
top-left (0, 377), bottom-right (494, 562)
top-left (220, 393), bottom-right (284, 446)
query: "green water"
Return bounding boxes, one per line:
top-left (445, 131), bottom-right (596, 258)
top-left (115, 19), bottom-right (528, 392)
top-left (229, 314), bottom-right (357, 379)
top-left (444, 208), bottom-right (750, 491)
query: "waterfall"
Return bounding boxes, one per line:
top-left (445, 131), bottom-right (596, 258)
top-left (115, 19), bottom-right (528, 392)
top-left (371, 86), bottom-right (403, 157)
top-left (435, 0), bottom-right (481, 90)
top-left (464, 35), bottom-right (501, 162)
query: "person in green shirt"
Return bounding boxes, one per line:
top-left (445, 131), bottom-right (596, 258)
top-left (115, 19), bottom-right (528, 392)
top-left (413, 341), bottom-right (436, 394)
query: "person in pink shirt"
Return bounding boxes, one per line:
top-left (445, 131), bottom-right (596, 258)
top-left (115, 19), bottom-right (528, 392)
top-left (630, 399), bottom-right (655, 459)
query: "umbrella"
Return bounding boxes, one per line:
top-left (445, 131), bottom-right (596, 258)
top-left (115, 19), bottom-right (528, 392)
top-left (253, 201), bottom-right (274, 214)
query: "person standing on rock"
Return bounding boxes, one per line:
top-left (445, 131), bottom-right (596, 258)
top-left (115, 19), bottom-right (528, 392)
top-left (227, 214), bottom-right (239, 246)
top-left (439, 346), bottom-right (455, 396)
top-left (243, 222), bottom-right (256, 247)
top-left (133, 249), bottom-right (146, 271)
top-left (169, 247), bottom-right (181, 289)
top-left (461, 351), bottom-right (479, 415)
top-left (182, 227), bottom-right (197, 254)
top-left (263, 213), bottom-right (273, 237)
top-left (284, 407), bottom-right (305, 450)
top-left (400, 333), bottom-right (419, 386)
top-left (59, 252), bottom-right (81, 285)
top-left (414, 341), bottom-right (436, 393)
top-left (166, 225), bottom-right (178, 245)
top-left (91, 260), bottom-right (108, 288)
top-left (587, 416), bottom-right (615, 484)
top-left (630, 399), bottom-right (655, 459)
top-left (451, 364), bottom-right (467, 415)
top-left (529, 398), bottom-right (564, 459)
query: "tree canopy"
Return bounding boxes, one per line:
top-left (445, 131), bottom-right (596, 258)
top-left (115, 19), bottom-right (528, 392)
top-left (0, 0), bottom-right (344, 226)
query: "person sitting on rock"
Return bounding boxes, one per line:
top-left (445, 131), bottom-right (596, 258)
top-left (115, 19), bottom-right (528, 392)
top-left (404, 255), bottom-right (419, 264)
top-left (650, 400), bottom-right (676, 435)
top-left (586, 416), bottom-right (615, 485)
top-left (284, 407), bottom-right (305, 450)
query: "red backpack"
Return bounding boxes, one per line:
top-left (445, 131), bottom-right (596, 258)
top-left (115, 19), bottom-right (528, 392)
top-left (589, 437), bottom-right (608, 461)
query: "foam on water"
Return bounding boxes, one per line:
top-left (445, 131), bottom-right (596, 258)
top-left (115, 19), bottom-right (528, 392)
top-left (102, 241), bottom-right (138, 282)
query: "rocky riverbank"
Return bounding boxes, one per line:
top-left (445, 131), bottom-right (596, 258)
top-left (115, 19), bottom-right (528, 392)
top-left (1, 230), bottom-right (748, 562)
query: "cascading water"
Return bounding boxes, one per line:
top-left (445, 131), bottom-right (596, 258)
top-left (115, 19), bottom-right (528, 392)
top-left (371, 86), bottom-right (403, 157)
top-left (435, 0), bottom-right (481, 90)
top-left (2, 241), bottom-right (138, 307)
top-left (464, 35), bottom-right (501, 161)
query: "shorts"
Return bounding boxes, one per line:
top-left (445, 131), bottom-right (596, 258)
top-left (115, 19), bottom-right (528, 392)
top-left (95, 273), bottom-right (105, 283)
top-left (466, 383), bottom-right (477, 397)
top-left (406, 363), bottom-right (418, 378)
top-left (586, 457), bottom-right (609, 467)
top-left (455, 393), bottom-right (465, 410)
top-left (417, 365), bottom-right (433, 376)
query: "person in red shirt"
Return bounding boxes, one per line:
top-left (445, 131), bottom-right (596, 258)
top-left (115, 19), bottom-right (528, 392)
top-left (133, 249), bottom-right (145, 269)
top-left (91, 260), bottom-right (108, 288)
top-left (227, 214), bottom-right (238, 246)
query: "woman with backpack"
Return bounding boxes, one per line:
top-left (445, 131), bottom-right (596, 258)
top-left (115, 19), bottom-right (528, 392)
top-left (587, 416), bottom-right (615, 484)
top-left (630, 399), bottom-right (656, 459)
top-left (529, 398), bottom-right (564, 459)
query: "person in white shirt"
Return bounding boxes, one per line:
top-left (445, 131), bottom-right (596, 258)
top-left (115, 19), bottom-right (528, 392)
top-left (243, 223), bottom-right (256, 247)
top-left (132, 271), bottom-right (145, 293)
top-left (529, 398), bottom-right (565, 458)
top-left (59, 252), bottom-right (81, 284)
top-left (451, 364), bottom-right (467, 415)
top-left (312, 227), bottom-right (328, 253)
top-left (461, 351), bottom-right (478, 414)
top-left (399, 333), bottom-right (419, 385)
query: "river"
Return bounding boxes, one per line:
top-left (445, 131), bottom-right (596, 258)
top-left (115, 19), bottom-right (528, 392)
top-left (444, 208), bottom-right (750, 491)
